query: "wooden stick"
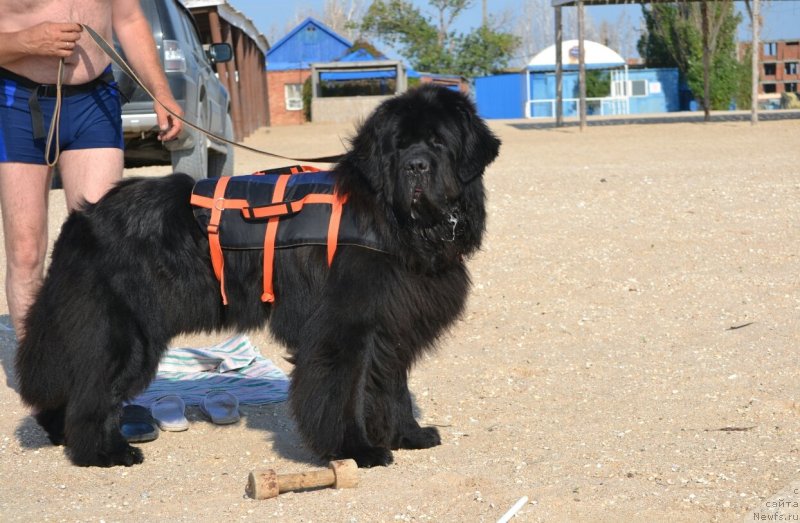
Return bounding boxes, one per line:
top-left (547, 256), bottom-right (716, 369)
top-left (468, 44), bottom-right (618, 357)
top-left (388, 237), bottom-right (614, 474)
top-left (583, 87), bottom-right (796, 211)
top-left (247, 459), bottom-right (358, 500)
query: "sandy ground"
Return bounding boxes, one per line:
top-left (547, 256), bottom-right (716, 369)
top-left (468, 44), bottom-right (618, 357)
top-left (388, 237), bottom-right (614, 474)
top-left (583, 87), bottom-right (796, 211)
top-left (0, 115), bottom-right (798, 522)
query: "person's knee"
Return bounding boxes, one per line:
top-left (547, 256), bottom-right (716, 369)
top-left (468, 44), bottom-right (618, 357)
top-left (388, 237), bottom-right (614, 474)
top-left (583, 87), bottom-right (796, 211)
top-left (7, 237), bottom-right (47, 277)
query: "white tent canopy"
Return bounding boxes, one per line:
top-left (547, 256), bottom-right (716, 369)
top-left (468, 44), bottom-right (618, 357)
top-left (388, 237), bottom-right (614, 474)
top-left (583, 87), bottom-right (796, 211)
top-left (528, 40), bottom-right (625, 71)
top-left (525, 39), bottom-right (630, 119)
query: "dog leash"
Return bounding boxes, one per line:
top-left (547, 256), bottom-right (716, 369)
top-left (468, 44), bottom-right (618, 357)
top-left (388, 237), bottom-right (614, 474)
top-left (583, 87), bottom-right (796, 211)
top-left (43, 25), bottom-right (344, 166)
top-left (43, 59), bottom-right (65, 167)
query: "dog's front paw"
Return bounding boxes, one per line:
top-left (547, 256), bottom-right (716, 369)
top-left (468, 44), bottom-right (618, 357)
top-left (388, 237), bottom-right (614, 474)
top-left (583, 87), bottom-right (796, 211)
top-left (72, 444), bottom-right (144, 467)
top-left (115, 444), bottom-right (144, 467)
top-left (345, 446), bottom-right (394, 468)
top-left (395, 426), bottom-right (441, 450)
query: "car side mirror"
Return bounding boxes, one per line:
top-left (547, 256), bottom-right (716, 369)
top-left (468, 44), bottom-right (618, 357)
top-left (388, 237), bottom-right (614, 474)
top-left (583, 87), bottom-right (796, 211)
top-left (207, 43), bottom-right (232, 64)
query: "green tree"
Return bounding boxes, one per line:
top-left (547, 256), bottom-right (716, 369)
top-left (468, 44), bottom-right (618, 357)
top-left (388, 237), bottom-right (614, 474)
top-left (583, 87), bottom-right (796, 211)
top-left (637, 1), bottom-right (746, 110)
top-left (585, 70), bottom-right (611, 98)
top-left (361, 0), bottom-right (519, 76)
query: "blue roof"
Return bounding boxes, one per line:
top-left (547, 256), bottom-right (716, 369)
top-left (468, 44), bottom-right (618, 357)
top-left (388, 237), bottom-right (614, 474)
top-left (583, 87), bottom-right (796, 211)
top-left (267, 17), bottom-right (353, 71)
top-left (338, 48), bottom-right (388, 61)
top-left (319, 48), bottom-right (396, 81)
top-left (527, 62), bottom-right (625, 72)
top-left (321, 70), bottom-right (398, 81)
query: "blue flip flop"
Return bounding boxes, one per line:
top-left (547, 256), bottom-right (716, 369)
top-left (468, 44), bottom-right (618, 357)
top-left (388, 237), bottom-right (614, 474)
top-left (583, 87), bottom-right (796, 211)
top-left (150, 395), bottom-right (189, 432)
top-left (200, 390), bottom-right (240, 425)
top-left (120, 405), bottom-right (159, 443)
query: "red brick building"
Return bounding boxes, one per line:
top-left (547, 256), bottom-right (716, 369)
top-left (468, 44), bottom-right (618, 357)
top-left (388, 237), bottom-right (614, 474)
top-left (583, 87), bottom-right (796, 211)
top-left (743, 39), bottom-right (800, 95)
top-left (265, 69), bottom-right (313, 126)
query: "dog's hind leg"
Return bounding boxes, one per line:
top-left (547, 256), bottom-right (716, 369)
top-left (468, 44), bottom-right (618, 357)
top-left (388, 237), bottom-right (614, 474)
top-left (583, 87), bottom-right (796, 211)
top-left (34, 406), bottom-right (66, 446)
top-left (64, 398), bottom-right (143, 467)
top-left (63, 352), bottom-right (152, 466)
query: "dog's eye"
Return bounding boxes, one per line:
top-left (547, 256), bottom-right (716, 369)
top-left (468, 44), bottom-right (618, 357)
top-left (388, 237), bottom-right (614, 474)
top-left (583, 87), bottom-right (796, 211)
top-left (430, 137), bottom-right (444, 149)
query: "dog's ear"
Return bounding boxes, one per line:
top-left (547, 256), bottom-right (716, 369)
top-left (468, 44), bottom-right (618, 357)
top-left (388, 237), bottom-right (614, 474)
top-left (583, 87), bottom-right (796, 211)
top-left (341, 103), bottom-right (396, 201)
top-left (457, 98), bottom-right (501, 184)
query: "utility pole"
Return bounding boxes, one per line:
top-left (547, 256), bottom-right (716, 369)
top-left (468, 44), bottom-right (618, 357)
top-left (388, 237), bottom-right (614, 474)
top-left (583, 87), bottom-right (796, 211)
top-left (578, 0), bottom-right (586, 131)
top-left (555, 6), bottom-right (563, 127)
top-left (751, 0), bottom-right (760, 125)
top-left (482, 0), bottom-right (487, 26)
top-left (701, 1), bottom-right (711, 122)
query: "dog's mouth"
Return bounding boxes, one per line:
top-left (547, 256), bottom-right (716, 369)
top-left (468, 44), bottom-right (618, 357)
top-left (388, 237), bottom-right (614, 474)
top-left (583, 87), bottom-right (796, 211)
top-left (411, 186), bottom-right (423, 205)
top-left (409, 182), bottom-right (433, 222)
top-left (408, 184), bottom-right (451, 228)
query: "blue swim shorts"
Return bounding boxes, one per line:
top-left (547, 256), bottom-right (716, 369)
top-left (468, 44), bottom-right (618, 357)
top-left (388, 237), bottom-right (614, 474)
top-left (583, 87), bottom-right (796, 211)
top-left (0, 65), bottom-right (123, 164)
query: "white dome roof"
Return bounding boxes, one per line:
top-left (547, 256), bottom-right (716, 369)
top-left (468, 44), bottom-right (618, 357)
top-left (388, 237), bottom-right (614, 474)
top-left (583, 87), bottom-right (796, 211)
top-left (527, 40), bottom-right (625, 70)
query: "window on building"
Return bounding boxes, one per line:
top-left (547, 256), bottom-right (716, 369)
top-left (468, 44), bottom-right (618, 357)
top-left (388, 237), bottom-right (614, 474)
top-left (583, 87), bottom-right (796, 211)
top-left (763, 83), bottom-right (777, 94)
top-left (630, 79), bottom-right (648, 97)
top-left (764, 63), bottom-right (777, 76)
top-left (786, 82), bottom-right (798, 93)
top-left (284, 84), bottom-right (303, 111)
top-left (763, 42), bottom-right (777, 56)
top-left (611, 79), bottom-right (648, 97)
top-left (786, 62), bottom-right (798, 75)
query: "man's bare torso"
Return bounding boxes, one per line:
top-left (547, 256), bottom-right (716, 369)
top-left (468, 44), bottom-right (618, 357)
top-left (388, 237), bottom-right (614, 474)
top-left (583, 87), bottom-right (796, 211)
top-left (0, 0), bottom-right (113, 84)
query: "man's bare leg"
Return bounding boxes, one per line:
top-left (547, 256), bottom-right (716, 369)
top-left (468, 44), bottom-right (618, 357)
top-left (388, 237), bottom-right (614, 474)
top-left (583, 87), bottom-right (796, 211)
top-left (58, 148), bottom-right (123, 212)
top-left (0, 163), bottom-right (52, 336)
top-left (0, 148), bottom-right (122, 337)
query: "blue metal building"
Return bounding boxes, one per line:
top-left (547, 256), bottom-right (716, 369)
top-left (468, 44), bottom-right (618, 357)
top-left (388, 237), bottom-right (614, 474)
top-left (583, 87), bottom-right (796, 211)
top-left (476, 67), bottom-right (681, 120)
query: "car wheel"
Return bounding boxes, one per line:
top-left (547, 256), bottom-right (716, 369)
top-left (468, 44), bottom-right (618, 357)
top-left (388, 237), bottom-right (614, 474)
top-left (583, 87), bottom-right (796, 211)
top-left (171, 103), bottom-right (208, 180)
top-left (208, 114), bottom-right (234, 178)
top-left (171, 113), bottom-right (208, 181)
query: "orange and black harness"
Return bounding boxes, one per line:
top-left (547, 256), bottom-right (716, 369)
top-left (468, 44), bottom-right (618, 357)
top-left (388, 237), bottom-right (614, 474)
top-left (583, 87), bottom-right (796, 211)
top-left (190, 166), bottom-right (382, 305)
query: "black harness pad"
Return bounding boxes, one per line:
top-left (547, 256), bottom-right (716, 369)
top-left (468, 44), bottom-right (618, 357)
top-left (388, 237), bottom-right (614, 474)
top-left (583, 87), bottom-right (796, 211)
top-left (192, 170), bottom-right (383, 252)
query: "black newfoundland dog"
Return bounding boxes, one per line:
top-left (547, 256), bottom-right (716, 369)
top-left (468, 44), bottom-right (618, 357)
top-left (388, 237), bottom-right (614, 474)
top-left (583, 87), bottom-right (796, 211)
top-left (15, 85), bottom-right (500, 467)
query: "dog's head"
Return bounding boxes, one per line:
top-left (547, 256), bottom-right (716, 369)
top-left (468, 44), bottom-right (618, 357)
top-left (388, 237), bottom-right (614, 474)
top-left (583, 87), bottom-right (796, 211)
top-left (343, 85), bottom-right (500, 229)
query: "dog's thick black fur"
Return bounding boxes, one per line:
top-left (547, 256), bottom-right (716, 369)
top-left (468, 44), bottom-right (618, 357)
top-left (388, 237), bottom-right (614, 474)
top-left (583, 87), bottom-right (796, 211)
top-left (15, 85), bottom-right (500, 467)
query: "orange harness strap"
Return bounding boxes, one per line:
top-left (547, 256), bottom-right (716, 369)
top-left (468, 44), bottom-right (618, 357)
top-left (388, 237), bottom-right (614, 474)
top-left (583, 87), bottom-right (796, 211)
top-left (327, 192), bottom-right (347, 266)
top-left (189, 177), bottom-right (249, 305)
top-left (261, 174), bottom-right (290, 303)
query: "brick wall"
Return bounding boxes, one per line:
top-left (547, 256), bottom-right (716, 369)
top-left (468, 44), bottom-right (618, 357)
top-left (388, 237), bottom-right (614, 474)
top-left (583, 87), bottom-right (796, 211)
top-left (311, 95), bottom-right (392, 123)
top-left (740, 40), bottom-right (800, 95)
top-left (266, 69), bottom-right (311, 126)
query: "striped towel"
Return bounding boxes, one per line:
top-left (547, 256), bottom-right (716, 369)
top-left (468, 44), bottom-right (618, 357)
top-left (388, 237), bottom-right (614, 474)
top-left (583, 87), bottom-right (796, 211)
top-left (130, 333), bottom-right (289, 407)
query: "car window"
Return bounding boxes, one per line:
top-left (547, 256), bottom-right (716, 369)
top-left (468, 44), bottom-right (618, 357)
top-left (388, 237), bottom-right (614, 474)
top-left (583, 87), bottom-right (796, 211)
top-left (178, 7), bottom-right (204, 56)
top-left (113, 0), bottom-right (159, 48)
top-left (140, 0), bottom-right (159, 32)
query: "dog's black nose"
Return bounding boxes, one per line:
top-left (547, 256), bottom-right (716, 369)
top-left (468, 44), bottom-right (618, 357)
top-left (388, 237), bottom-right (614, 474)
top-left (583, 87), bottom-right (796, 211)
top-left (406, 158), bottom-right (430, 175)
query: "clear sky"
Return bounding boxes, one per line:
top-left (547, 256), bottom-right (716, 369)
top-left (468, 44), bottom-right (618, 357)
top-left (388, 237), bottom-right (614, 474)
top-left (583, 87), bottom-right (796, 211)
top-left (228, 0), bottom-right (800, 54)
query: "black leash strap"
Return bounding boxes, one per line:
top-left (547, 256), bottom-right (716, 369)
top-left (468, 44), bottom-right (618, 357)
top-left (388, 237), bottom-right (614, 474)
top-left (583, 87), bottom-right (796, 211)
top-left (80, 24), bottom-right (343, 164)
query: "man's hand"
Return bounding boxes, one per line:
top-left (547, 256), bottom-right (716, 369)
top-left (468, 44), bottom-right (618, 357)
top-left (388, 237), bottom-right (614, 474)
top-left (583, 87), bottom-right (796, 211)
top-left (155, 95), bottom-right (183, 142)
top-left (19, 22), bottom-right (83, 58)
